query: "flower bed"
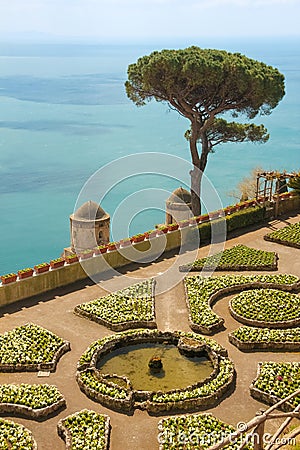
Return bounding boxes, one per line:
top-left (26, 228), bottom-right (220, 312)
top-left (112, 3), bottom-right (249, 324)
top-left (229, 326), bottom-right (300, 351)
top-left (184, 274), bottom-right (299, 334)
top-left (264, 222), bottom-right (300, 249)
top-left (229, 289), bottom-right (300, 328)
top-left (250, 362), bottom-right (300, 411)
top-left (179, 244), bottom-right (278, 272)
top-left (57, 409), bottom-right (110, 450)
top-left (0, 383), bottom-right (66, 419)
top-left (158, 413), bottom-right (251, 450)
top-left (0, 323), bottom-right (70, 372)
top-left (74, 279), bottom-right (156, 331)
top-left (76, 329), bottom-right (233, 414)
top-left (0, 418), bottom-right (37, 449)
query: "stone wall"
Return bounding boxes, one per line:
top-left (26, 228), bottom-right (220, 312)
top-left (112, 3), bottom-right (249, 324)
top-left (1, 197), bottom-right (299, 308)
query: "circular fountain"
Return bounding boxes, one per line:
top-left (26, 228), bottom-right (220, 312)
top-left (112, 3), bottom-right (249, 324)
top-left (76, 329), bottom-right (235, 414)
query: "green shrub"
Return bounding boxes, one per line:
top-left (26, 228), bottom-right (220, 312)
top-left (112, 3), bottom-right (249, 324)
top-left (197, 206), bottom-right (265, 244)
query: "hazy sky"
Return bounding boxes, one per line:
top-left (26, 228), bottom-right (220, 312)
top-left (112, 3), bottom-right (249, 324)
top-left (0, 0), bottom-right (299, 42)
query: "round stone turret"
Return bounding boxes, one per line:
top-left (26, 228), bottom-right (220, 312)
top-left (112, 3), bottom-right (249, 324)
top-left (166, 187), bottom-right (192, 224)
top-left (70, 200), bottom-right (110, 251)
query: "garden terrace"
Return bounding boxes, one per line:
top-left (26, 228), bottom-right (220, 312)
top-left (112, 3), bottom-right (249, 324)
top-left (250, 362), bottom-right (300, 411)
top-left (0, 383), bottom-right (66, 419)
top-left (57, 409), bottom-right (110, 450)
top-left (229, 326), bottom-right (300, 351)
top-left (184, 274), bottom-right (299, 334)
top-left (229, 289), bottom-right (300, 328)
top-left (264, 221), bottom-right (300, 248)
top-left (74, 279), bottom-right (156, 331)
top-left (0, 323), bottom-right (70, 372)
top-left (0, 418), bottom-right (37, 449)
top-left (0, 214), bottom-right (299, 449)
top-left (179, 244), bottom-right (278, 272)
top-left (76, 329), bottom-right (234, 414)
top-left (157, 413), bottom-right (252, 450)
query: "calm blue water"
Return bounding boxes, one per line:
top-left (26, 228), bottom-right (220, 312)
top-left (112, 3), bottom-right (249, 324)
top-left (0, 38), bottom-right (299, 274)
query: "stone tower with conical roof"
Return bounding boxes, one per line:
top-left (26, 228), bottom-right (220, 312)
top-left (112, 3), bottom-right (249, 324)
top-left (166, 187), bottom-right (192, 225)
top-left (69, 200), bottom-right (110, 252)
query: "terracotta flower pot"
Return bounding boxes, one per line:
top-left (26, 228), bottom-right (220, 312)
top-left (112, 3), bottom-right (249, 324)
top-left (1, 274), bottom-right (17, 284)
top-left (198, 214), bottom-right (209, 223)
top-left (18, 269), bottom-right (34, 279)
top-left (80, 251), bottom-right (94, 260)
top-left (120, 239), bottom-right (131, 247)
top-left (65, 256), bottom-right (79, 264)
top-left (50, 260), bottom-right (65, 269)
top-left (132, 235), bottom-right (145, 243)
top-left (34, 264), bottom-right (50, 274)
top-left (179, 221), bottom-right (189, 229)
top-left (168, 224), bottom-right (179, 231)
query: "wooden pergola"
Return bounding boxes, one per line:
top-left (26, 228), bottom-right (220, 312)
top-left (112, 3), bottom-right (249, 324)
top-left (256, 171), bottom-right (297, 217)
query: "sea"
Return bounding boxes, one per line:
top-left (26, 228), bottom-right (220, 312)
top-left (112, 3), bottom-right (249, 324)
top-left (0, 37), bottom-right (299, 275)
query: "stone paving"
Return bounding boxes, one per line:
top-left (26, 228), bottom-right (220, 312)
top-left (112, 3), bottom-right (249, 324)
top-left (0, 213), bottom-right (299, 449)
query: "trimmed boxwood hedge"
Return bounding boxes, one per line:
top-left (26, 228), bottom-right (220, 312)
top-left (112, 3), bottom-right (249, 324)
top-left (229, 326), bottom-right (300, 351)
top-left (251, 362), bottom-right (300, 411)
top-left (57, 409), bottom-right (110, 450)
top-left (184, 274), bottom-right (299, 334)
top-left (0, 418), bottom-right (37, 449)
top-left (74, 279), bottom-right (156, 331)
top-left (229, 289), bottom-right (300, 327)
top-left (0, 383), bottom-right (65, 418)
top-left (264, 221), bottom-right (300, 248)
top-left (179, 244), bottom-right (277, 272)
top-left (158, 413), bottom-right (252, 450)
top-left (0, 323), bottom-right (70, 372)
top-left (197, 206), bottom-right (265, 244)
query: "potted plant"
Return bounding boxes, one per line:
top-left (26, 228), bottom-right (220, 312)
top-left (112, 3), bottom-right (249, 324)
top-left (168, 222), bottom-right (179, 231)
top-left (1, 273), bottom-right (17, 285)
top-left (65, 254), bottom-right (79, 264)
top-left (198, 214), bottom-right (210, 223)
top-left (95, 245), bottom-right (108, 254)
top-left (107, 242), bottom-right (119, 251)
top-left (34, 262), bottom-right (50, 274)
top-left (131, 234), bottom-right (145, 243)
top-left (210, 210), bottom-right (222, 219)
top-left (178, 220), bottom-right (190, 229)
top-left (50, 257), bottom-right (65, 269)
top-left (189, 217), bottom-right (198, 225)
top-left (156, 225), bottom-right (168, 235)
top-left (18, 267), bottom-right (34, 279)
top-left (79, 249), bottom-right (94, 260)
top-left (148, 229), bottom-right (157, 239)
top-left (223, 205), bottom-right (236, 215)
top-left (119, 238), bottom-right (132, 247)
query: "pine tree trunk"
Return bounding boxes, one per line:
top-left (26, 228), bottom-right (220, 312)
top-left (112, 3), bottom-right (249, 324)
top-left (190, 167), bottom-right (201, 216)
top-left (189, 127), bottom-right (209, 216)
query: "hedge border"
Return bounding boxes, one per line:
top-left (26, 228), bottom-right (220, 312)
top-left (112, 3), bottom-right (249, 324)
top-left (228, 297), bottom-right (300, 329)
top-left (264, 234), bottom-right (300, 249)
top-left (250, 362), bottom-right (298, 412)
top-left (0, 396), bottom-right (66, 419)
top-left (73, 280), bottom-right (156, 332)
top-left (0, 418), bottom-right (38, 450)
top-left (76, 329), bottom-right (233, 414)
top-left (57, 409), bottom-right (110, 450)
top-left (179, 246), bottom-right (278, 272)
top-left (184, 277), bottom-right (300, 335)
top-left (228, 332), bottom-right (300, 352)
top-left (0, 341), bottom-right (71, 373)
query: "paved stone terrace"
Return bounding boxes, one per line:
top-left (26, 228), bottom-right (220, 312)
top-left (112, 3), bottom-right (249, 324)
top-left (0, 213), bottom-right (299, 450)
